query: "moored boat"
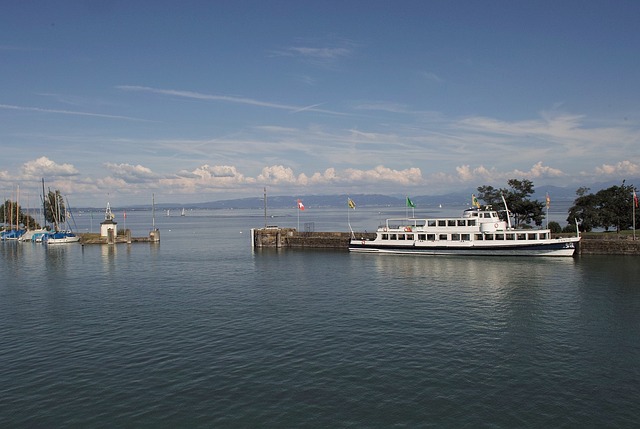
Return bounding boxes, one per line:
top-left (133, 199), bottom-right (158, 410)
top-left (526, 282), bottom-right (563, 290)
top-left (18, 228), bottom-right (48, 242)
top-left (350, 206), bottom-right (580, 257)
top-left (43, 230), bottom-right (80, 244)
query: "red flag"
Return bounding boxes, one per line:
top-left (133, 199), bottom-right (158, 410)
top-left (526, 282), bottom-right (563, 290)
top-left (297, 199), bottom-right (305, 211)
top-left (634, 190), bottom-right (638, 208)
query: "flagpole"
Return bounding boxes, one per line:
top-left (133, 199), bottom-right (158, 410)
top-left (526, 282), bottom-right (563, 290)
top-left (633, 192), bottom-right (636, 241)
top-left (546, 205), bottom-right (549, 229)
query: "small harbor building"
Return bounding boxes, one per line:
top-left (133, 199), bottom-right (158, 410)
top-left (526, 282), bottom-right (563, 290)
top-left (100, 203), bottom-right (118, 239)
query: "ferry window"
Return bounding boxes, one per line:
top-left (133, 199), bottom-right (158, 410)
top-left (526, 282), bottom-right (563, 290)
top-left (485, 234), bottom-right (494, 240)
top-left (506, 234), bottom-right (515, 240)
top-left (451, 234), bottom-right (460, 241)
top-left (468, 220), bottom-right (476, 226)
top-left (448, 220), bottom-right (456, 227)
top-left (438, 220), bottom-right (446, 227)
top-left (484, 213), bottom-right (491, 218)
top-left (439, 234), bottom-right (448, 240)
top-left (472, 212), bottom-right (478, 217)
top-left (496, 234), bottom-right (504, 240)
top-left (382, 234), bottom-right (388, 240)
top-left (406, 234), bottom-right (414, 240)
top-left (528, 233), bottom-right (537, 240)
top-left (428, 220), bottom-right (436, 227)
top-left (427, 234), bottom-right (436, 240)
top-left (517, 233), bottom-right (526, 240)
top-left (461, 234), bottom-right (470, 241)
top-left (398, 234), bottom-right (405, 240)
top-left (475, 234), bottom-right (483, 241)
top-left (457, 220), bottom-right (465, 226)
top-left (540, 233), bottom-right (548, 239)
top-left (390, 234), bottom-right (397, 240)
top-left (418, 234), bottom-right (426, 241)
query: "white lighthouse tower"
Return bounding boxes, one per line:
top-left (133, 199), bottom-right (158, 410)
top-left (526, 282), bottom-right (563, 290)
top-left (100, 202), bottom-right (118, 239)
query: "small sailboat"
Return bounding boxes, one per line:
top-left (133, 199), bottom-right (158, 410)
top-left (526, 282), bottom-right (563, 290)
top-left (181, 208), bottom-right (186, 216)
top-left (43, 190), bottom-right (80, 244)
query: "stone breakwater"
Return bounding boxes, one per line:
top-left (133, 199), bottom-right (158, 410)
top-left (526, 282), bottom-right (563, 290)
top-left (579, 235), bottom-right (640, 255)
top-left (78, 229), bottom-right (160, 245)
top-left (251, 228), bottom-right (640, 255)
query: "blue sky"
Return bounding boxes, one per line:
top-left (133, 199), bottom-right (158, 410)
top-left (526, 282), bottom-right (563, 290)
top-left (1, 1), bottom-right (639, 207)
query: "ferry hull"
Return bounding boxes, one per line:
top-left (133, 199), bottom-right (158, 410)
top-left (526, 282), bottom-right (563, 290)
top-left (349, 239), bottom-right (579, 257)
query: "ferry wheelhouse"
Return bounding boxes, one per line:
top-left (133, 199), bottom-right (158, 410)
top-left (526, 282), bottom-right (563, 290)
top-left (349, 207), bottom-right (580, 257)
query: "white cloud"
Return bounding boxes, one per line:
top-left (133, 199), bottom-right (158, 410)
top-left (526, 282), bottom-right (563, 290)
top-left (192, 165), bottom-right (244, 180)
top-left (455, 165), bottom-right (496, 182)
top-left (104, 163), bottom-right (158, 182)
top-left (21, 156), bottom-right (79, 178)
top-left (256, 165), bottom-right (298, 184)
top-left (593, 160), bottom-right (640, 177)
top-left (512, 161), bottom-right (565, 178)
top-left (343, 165), bottom-right (423, 185)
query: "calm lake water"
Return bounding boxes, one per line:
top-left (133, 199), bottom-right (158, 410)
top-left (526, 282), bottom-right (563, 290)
top-left (1, 208), bottom-right (639, 428)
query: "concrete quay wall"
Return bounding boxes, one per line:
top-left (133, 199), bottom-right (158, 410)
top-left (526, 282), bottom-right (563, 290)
top-left (252, 228), bottom-right (375, 249)
top-left (580, 237), bottom-right (640, 255)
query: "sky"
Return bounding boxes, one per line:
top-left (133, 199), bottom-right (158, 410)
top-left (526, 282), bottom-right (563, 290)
top-left (1, 0), bottom-right (639, 207)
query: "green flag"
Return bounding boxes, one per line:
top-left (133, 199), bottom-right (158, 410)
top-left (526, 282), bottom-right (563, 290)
top-left (406, 196), bottom-right (415, 208)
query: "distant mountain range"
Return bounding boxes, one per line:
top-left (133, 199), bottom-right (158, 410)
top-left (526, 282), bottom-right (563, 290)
top-left (143, 188), bottom-right (580, 211)
top-left (124, 178), bottom-right (638, 211)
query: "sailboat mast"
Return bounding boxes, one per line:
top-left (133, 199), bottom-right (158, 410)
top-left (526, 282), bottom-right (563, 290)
top-left (152, 193), bottom-right (156, 229)
top-left (264, 187), bottom-right (267, 228)
top-left (16, 185), bottom-right (19, 230)
top-left (42, 178), bottom-right (47, 229)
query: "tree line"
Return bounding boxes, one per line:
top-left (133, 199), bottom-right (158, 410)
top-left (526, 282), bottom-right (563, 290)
top-left (476, 179), bottom-right (638, 233)
top-left (1, 190), bottom-right (68, 231)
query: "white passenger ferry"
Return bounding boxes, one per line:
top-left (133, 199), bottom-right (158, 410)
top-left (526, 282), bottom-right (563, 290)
top-left (349, 207), bottom-right (580, 257)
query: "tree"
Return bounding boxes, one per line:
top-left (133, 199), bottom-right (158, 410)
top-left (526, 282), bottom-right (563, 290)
top-left (548, 221), bottom-right (562, 234)
top-left (1, 199), bottom-right (19, 227)
top-left (567, 187), bottom-right (599, 232)
top-left (477, 179), bottom-right (545, 227)
top-left (44, 190), bottom-right (66, 230)
top-left (0, 199), bottom-right (41, 230)
top-left (567, 181), bottom-right (639, 232)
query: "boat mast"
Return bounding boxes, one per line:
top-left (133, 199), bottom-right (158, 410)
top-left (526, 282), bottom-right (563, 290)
top-left (263, 187), bottom-right (267, 228)
top-left (42, 178), bottom-right (47, 230)
top-left (16, 185), bottom-right (19, 231)
top-left (152, 193), bottom-right (156, 230)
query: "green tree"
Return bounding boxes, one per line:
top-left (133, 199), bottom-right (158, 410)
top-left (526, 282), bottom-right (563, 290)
top-left (1, 199), bottom-right (19, 227)
top-left (567, 187), bottom-right (599, 232)
top-left (567, 182), bottom-right (638, 232)
top-left (44, 190), bottom-right (66, 230)
top-left (548, 221), bottom-right (562, 234)
top-left (0, 200), bottom-right (41, 230)
top-left (477, 179), bottom-right (544, 227)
